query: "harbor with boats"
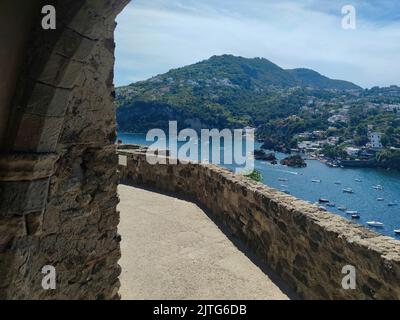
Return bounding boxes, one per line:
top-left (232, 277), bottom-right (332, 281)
top-left (249, 149), bottom-right (400, 238)
top-left (262, 154), bottom-right (400, 238)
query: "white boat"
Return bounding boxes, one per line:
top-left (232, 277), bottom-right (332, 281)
top-left (318, 198), bottom-right (330, 203)
top-left (326, 203), bottom-right (336, 207)
top-left (351, 214), bottom-right (360, 219)
top-left (367, 221), bottom-right (384, 228)
top-left (338, 206), bottom-right (347, 211)
top-left (319, 206), bottom-right (327, 211)
top-left (394, 229), bottom-right (400, 235)
top-left (377, 198), bottom-right (384, 202)
top-left (372, 185), bottom-right (383, 190)
top-left (334, 181), bottom-right (341, 185)
top-left (343, 188), bottom-right (354, 194)
top-left (312, 179), bottom-right (321, 183)
top-left (278, 178), bottom-right (288, 182)
top-left (355, 178), bottom-right (362, 182)
top-left (346, 210), bottom-right (358, 215)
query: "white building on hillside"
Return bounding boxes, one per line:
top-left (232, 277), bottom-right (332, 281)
top-left (345, 147), bottom-right (361, 157)
top-left (368, 132), bottom-right (383, 149)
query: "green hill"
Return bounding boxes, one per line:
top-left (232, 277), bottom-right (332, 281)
top-left (116, 55), bottom-right (361, 133)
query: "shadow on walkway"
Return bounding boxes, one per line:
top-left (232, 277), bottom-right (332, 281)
top-left (119, 181), bottom-right (300, 300)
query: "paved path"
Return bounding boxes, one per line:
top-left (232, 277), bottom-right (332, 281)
top-left (118, 184), bottom-right (291, 300)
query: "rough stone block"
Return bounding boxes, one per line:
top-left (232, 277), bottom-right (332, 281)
top-left (54, 27), bottom-right (96, 61)
top-left (13, 113), bottom-right (64, 152)
top-left (0, 178), bottom-right (50, 216)
top-left (25, 82), bottom-right (71, 117)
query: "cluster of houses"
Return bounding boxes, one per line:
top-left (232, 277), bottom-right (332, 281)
top-left (327, 105), bottom-right (350, 124)
top-left (363, 102), bottom-right (400, 113)
top-left (296, 139), bottom-right (337, 153)
top-left (295, 131), bottom-right (340, 154)
top-left (295, 126), bottom-right (384, 160)
top-left (344, 127), bottom-right (384, 158)
top-left (382, 104), bottom-right (400, 112)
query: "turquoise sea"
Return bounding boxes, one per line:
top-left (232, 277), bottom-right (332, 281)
top-left (118, 132), bottom-right (400, 239)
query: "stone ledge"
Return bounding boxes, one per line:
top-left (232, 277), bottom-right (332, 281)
top-left (118, 148), bottom-right (400, 299)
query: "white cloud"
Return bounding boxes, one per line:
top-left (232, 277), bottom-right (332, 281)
top-left (115, 0), bottom-right (400, 88)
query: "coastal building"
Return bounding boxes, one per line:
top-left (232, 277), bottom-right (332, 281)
top-left (316, 140), bottom-right (329, 147)
top-left (312, 130), bottom-right (325, 138)
top-left (298, 141), bottom-right (320, 152)
top-left (345, 147), bottom-right (361, 157)
top-left (297, 132), bottom-right (312, 139)
top-left (383, 104), bottom-right (400, 112)
top-left (327, 136), bottom-right (340, 146)
top-left (328, 114), bottom-right (349, 124)
top-left (368, 132), bottom-right (383, 149)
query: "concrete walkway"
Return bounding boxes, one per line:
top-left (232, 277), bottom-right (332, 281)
top-left (117, 184), bottom-right (291, 300)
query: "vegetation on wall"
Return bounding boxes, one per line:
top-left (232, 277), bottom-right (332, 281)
top-left (244, 169), bottom-right (263, 182)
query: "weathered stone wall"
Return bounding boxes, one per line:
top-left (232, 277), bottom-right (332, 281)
top-left (0, 0), bottom-right (129, 299)
top-left (119, 148), bottom-right (400, 300)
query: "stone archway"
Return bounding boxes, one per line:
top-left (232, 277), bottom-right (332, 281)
top-left (0, 0), bottom-right (129, 299)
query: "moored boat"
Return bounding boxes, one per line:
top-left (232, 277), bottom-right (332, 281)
top-left (367, 221), bottom-right (384, 228)
top-left (351, 214), bottom-right (360, 219)
top-left (394, 229), bottom-right (400, 235)
top-left (343, 188), bottom-right (354, 194)
top-left (318, 198), bottom-right (330, 203)
top-left (346, 210), bottom-right (358, 215)
top-left (338, 206), bottom-right (347, 211)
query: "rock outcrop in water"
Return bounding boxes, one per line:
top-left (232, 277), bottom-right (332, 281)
top-left (280, 155), bottom-right (307, 168)
top-left (254, 149), bottom-right (277, 162)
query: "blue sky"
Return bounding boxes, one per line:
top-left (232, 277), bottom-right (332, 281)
top-left (115, 0), bottom-right (400, 88)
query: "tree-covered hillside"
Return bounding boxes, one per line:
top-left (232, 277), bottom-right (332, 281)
top-left (116, 55), bottom-right (361, 133)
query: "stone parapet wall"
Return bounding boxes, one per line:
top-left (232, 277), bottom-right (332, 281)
top-left (118, 148), bottom-right (400, 300)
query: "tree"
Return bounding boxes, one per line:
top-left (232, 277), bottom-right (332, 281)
top-left (376, 150), bottom-right (400, 170)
